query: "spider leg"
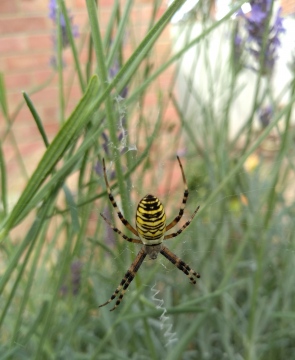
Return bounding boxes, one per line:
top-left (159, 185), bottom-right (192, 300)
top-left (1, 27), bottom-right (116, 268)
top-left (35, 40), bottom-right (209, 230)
top-left (164, 206), bottom-right (200, 240)
top-left (102, 158), bottom-right (138, 236)
top-left (99, 248), bottom-right (147, 311)
top-left (100, 213), bottom-right (142, 244)
top-left (160, 245), bottom-right (200, 284)
top-left (166, 156), bottom-right (189, 231)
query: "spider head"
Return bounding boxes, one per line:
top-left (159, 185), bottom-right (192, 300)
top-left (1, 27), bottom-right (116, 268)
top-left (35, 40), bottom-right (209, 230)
top-left (144, 244), bottom-right (163, 260)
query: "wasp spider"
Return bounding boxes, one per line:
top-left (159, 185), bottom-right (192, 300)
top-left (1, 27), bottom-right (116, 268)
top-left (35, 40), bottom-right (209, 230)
top-left (99, 156), bottom-right (200, 311)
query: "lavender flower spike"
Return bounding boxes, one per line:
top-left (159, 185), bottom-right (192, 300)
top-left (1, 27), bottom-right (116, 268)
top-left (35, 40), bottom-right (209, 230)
top-left (49, 0), bottom-right (79, 49)
top-left (236, 0), bottom-right (285, 75)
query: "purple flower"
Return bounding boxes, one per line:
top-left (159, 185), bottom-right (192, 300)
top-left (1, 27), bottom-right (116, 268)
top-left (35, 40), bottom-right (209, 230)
top-left (60, 261), bottom-right (82, 296)
top-left (236, 0), bottom-right (285, 75)
top-left (235, 33), bottom-right (242, 47)
top-left (49, 0), bottom-right (79, 48)
top-left (259, 105), bottom-right (273, 127)
top-left (94, 43), bottom-right (131, 175)
top-left (109, 59), bottom-right (128, 99)
top-left (49, 0), bottom-right (79, 68)
top-left (101, 132), bottom-right (110, 156)
top-left (93, 57), bottom-right (129, 172)
top-left (94, 156), bottom-right (116, 181)
top-left (232, 27), bottom-right (243, 70)
top-left (49, 0), bottom-right (57, 20)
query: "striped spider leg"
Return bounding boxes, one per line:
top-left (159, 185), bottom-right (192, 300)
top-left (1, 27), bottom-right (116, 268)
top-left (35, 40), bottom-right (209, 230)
top-left (99, 248), bottom-right (147, 311)
top-left (101, 158), bottom-right (138, 237)
top-left (164, 205), bottom-right (200, 240)
top-left (165, 155), bottom-right (190, 231)
top-left (99, 156), bottom-right (200, 311)
top-left (160, 246), bottom-right (200, 284)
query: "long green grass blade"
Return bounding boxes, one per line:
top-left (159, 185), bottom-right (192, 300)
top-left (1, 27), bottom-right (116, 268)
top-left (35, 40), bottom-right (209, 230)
top-left (0, 75), bottom-right (100, 239)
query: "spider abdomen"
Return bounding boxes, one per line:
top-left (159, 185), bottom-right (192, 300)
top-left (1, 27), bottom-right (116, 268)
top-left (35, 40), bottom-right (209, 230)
top-left (136, 194), bottom-right (166, 245)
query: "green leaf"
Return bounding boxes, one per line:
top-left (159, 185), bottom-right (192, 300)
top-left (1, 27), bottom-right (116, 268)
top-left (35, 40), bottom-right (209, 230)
top-left (0, 75), bottom-right (100, 239)
top-left (63, 185), bottom-right (80, 233)
top-left (23, 92), bottom-right (50, 147)
top-left (0, 73), bottom-right (8, 120)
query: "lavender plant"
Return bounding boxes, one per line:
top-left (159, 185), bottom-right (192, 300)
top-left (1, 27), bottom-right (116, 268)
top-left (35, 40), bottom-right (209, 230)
top-left (49, 0), bottom-right (79, 67)
top-left (259, 104), bottom-right (273, 127)
top-left (235, 0), bottom-right (285, 75)
top-left (94, 57), bottom-right (130, 178)
top-left (1, 1), bottom-right (295, 359)
top-left (60, 260), bottom-right (83, 296)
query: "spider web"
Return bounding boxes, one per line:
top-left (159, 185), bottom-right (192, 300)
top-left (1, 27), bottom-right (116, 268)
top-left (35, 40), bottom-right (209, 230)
top-left (96, 151), bottom-right (295, 355)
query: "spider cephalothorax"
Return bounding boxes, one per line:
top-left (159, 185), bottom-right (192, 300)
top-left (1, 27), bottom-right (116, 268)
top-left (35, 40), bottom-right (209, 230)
top-left (99, 156), bottom-right (200, 311)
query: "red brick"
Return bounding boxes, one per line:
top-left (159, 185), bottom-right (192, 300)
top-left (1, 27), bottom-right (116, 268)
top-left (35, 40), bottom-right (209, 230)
top-left (15, 142), bottom-right (44, 160)
top-left (7, 92), bottom-right (23, 108)
top-left (74, 0), bottom-right (87, 8)
top-left (18, 0), bottom-right (51, 13)
top-left (42, 106), bottom-right (58, 121)
top-left (5, 73), bottom-right (32, 90)
top-left (96, 0), bottom-right (116, 6)
top-left (29, 86), bottom-right (59, 104)
top-left (64, 103), bottom-right (76, 117)
top-left (157, 163), bottom-right (182, 197)
top-left (13, 124), bottom-right (41, 143)
top-left (76, 48), bottom-right (90, 64)
top-left (65, 98), bottom-right (84, 117)
top-left (72, 11), bottom-right (89, 32)
top-left (135, 0), bottom-right (155, 4)
top-left (158, 26), bottom-right (171, 42)
top-left (155, 5), bottom-right (167, 19)
top-left (130, 6), bottom-right (151, 26)
top-left (96, 8), bottom-right (113, 30)
top-left (0, 143), bottom-right (15, 163)
top-left (143, 92), bottom-right (157, 107)
top-left (1, 0), bottom-right (178, 210)
top-left (281, 0), bottom-right (295, 14)
top-left (0, 0), bottom-right (18, 13)
top-left (61, 47), bottom-right (88, 67)
top-left (163, 106), bottom-right (178, 123)
top-left (44, 122), bottom-right (60, 139)
top-left (123, 43), bottom-right (135, 59)
top-left (157, 73), bottom-right (173, 91)
top-left (66, 84), bottom-right (83, 100)
top-left (31, 69), bottom-right (57, 87)
top-left (0, 36), bottom-right (28, 54)
top-left (12, 105), bottom-right (37, 123)
top-left (63, 50), bottom-right (76, 65)
top-left (27, 34), bottom-right (53, 50)
top-left (6, 54), bottom-right (51, 72)
top-left (62, 69), bottom-right (77, 84)
top-left (0, 17), bottom-right (48, 35)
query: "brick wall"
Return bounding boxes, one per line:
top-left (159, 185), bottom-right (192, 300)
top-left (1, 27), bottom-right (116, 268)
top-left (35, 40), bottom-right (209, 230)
top-left (1, 0), bottom-right (293, 201)
top-left (0, 0), bottom-right (176, 199)
top-left (281, 0), bottom-right (295, 13)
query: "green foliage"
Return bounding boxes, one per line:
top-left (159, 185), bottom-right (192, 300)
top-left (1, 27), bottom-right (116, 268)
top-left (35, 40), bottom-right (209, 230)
top-left (1, 1), bottom-right (295, 359)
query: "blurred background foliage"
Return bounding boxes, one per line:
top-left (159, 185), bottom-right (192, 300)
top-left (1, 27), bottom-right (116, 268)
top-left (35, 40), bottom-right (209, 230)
top-left (1, 0), bottom-right (295, 359)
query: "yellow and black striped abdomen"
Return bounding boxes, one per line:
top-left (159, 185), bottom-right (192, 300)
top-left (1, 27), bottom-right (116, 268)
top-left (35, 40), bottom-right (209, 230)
top-left (136, 194), bottom-right (166, 245)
